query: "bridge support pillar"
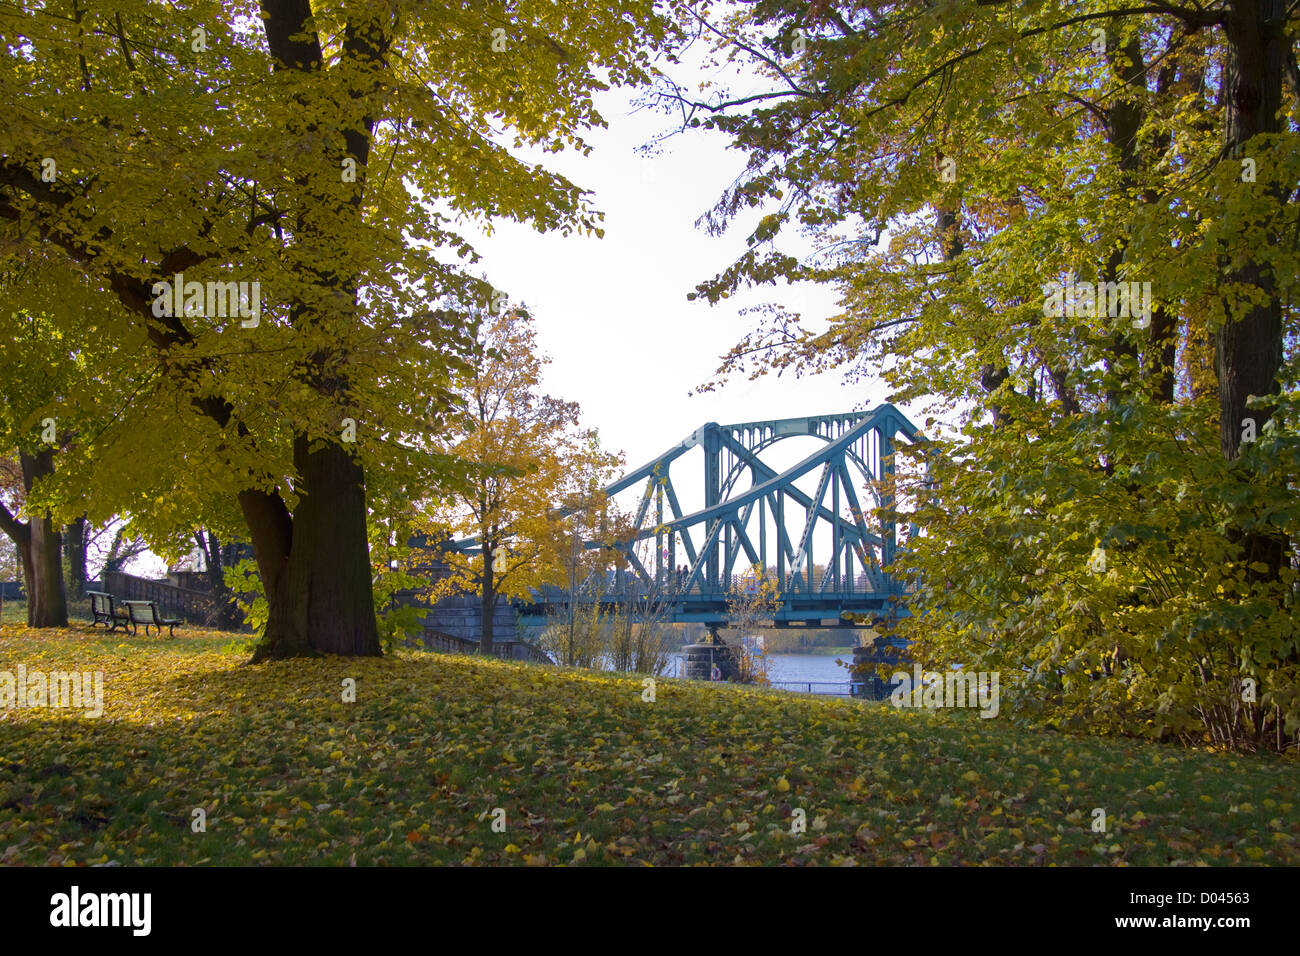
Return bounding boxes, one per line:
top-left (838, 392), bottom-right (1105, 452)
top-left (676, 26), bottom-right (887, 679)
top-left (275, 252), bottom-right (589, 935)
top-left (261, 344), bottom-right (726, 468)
top-left (691, 624), bottom-right (739, 682)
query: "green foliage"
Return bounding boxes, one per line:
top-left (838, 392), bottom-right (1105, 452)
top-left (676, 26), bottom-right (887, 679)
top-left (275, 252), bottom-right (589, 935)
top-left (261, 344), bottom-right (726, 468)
top-left (894, 391), bottom-right (1300, 745)
top-left (680, 0), bottom-right (1300, 751)
top-left (366, 512), bottom-right (426, 655)
top-left (224, 558), bottom-right (268, 636)
top-left (1, 0), bottom-right (673, 647)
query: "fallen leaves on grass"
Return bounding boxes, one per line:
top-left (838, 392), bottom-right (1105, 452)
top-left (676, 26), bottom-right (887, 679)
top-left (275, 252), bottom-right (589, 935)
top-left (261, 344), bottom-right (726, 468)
top-left (0, 624), bottom-right (1297, 866)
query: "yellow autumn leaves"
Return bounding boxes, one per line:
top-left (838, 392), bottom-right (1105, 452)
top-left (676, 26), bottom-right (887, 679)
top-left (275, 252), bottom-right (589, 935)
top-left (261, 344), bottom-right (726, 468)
top-left (1, 624), bottom-right (1298, 866)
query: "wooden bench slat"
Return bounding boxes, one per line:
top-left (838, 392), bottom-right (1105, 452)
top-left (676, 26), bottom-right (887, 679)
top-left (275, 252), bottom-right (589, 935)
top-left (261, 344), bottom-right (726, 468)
top-left (86, 591), bottom-right (129, 633)
top-left (123, 600), bottom-right (183, 638)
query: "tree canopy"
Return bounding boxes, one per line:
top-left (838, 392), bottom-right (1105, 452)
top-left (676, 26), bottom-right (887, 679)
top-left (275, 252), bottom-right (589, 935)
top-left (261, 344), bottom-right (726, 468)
top-left (1, 0), bottom-right (670, 654)
top-left (673, 0), bottom-right (1300, 750)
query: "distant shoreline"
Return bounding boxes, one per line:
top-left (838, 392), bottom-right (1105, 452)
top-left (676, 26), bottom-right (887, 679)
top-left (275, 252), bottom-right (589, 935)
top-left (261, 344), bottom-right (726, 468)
top-left (770, 646), bottom-right (856, 656)
top-left (672, 645), bottom-right (857, 657)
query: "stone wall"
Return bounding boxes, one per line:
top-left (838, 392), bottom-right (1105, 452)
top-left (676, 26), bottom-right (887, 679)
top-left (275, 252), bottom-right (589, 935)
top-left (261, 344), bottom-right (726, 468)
top-left (417, 593), bottom-right (543, 645)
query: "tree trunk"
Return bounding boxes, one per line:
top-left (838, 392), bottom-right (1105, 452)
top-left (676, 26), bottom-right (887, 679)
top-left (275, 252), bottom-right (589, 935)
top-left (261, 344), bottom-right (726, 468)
top-left (1214, 1), bottom-right (1290, 587)
top-left (21, 517), bottom-right (66, 627)
top-left (247, 439), bottom-right (381, 660)
top-left (937, 202), bottom-right (1015, 426)
top-left (0, 519), bottom-right (28, 626)
top-left (1148, 304), bottom-right (1178, 404)
top-left (480, 550), bottom-right (496, 655)
top-left (1218, 0), bottom-right (1286, 460)
top-left (232, 0), bottom-right (386, 661)
top-left (0, 451), bottom-right (69, 628)
top-left (64, 515), bottom-right (88, 598)
top-left (197, 529), bottom-right (243, 630)
top-left (10, 451), bottom-right (68, 628)
top-left (1101, 34), bottom-right (1145, 408)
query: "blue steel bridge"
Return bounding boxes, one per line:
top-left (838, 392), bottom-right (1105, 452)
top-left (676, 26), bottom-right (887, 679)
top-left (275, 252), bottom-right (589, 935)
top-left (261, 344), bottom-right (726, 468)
top-left (453, 403), bottom-right (927, 632)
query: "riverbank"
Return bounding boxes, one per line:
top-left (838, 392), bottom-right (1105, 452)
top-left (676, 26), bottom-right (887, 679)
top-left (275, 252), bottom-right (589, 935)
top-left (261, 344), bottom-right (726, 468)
top-left (772, 645), bottom-right (857, 656)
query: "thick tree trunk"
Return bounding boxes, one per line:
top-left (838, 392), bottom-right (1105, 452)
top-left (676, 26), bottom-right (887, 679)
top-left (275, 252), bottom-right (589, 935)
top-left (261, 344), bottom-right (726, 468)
top-left (11, 451), bottom-right (68, 628)
top-left (246, 439), bottom-right (381, 660)
top-left (1101, 35), bottom-right (1145, 408)
top-left (1218, 0), bottom-right (1286, 460)
top-left (1214, 1), bottom-right (1290, 589)
top-left (1216, 261), bottom-right (1284, 458)
top-left (234, 0), bottom-right (387, 662)
top-left (21, 517), bottom-right (66, 628)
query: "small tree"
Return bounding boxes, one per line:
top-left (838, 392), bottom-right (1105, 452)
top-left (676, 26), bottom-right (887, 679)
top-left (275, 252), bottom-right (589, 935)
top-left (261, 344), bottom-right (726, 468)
top-left (94, 524), bottom-right (149, 579)
top-left (724, 565), bottom-right (780, 685)
top-left (608, 536), bottom-right (675, 676)
top-left (193, 529), bottom-right (246, 630)
top-left (419, 309), bottom-right (620, 654)
top-left (544, 491), bottom-right (618, 668)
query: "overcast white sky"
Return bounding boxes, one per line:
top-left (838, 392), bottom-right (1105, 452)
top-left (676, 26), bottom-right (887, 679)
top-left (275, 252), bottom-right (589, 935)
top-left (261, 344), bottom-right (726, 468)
top-left (465, 82), bottom-right (902, 482)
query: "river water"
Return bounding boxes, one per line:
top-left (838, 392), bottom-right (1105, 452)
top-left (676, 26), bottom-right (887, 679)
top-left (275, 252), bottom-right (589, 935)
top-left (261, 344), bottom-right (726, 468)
top-left (665, 650), bottom-right (857, 684)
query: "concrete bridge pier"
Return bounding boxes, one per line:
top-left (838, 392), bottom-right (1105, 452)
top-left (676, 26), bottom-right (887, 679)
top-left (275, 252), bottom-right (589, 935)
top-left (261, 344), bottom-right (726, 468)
top-left (682, 624), bottom-right (740, 681)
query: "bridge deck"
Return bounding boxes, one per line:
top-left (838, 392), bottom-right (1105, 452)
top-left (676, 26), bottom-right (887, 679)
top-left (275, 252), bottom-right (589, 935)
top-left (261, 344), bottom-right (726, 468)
top-left (514, 587), bottom-right (910, 628)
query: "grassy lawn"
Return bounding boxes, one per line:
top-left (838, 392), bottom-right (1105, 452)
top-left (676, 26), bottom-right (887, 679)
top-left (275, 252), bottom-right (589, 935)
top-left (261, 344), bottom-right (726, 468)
top-left (1, 599), bottom-right (92, 626)
top-left (1, 624), bottom-right (1297, 866)
top-left (0, 600), bottom-right (30, 626)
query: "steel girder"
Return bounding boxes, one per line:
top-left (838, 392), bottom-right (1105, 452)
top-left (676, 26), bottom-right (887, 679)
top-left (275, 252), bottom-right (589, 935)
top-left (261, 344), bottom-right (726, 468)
top-left (522, 405), bottom-right (924, 626)
top-left (453, 404), bottom-right (925, 627)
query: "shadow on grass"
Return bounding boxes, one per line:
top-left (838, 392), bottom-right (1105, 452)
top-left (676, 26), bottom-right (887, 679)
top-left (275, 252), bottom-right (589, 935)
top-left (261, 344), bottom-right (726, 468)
top-left (2, 637), bottom-right (1299, 866)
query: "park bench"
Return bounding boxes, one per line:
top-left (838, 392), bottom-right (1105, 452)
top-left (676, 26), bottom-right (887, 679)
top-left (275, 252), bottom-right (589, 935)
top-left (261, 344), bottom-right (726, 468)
top-left (122, 600), bottom-right (183, 638)
top-left (87, 591), bottom-right (129, 633)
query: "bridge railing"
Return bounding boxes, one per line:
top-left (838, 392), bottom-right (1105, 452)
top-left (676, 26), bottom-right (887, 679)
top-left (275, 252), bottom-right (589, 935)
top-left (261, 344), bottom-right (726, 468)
top-left (767, 681), bottom-right (855, 696)
top-left (525, 574), bottom-right (912, 605)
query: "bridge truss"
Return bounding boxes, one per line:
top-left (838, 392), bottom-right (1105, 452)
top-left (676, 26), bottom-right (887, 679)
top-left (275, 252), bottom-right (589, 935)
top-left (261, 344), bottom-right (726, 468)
top-left (515, 404), bottom-right (928, 628)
